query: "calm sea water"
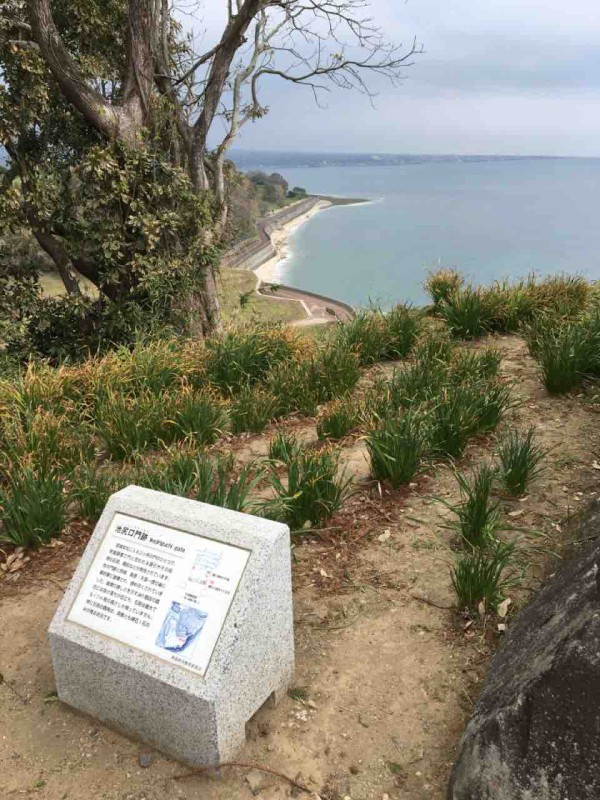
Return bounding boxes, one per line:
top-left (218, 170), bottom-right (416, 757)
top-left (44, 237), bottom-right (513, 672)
top-left (271, 159), bottom-right (600, 308)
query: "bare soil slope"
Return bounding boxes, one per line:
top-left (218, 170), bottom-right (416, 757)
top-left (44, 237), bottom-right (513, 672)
top-left (2, 336), bottom-right (598, 800)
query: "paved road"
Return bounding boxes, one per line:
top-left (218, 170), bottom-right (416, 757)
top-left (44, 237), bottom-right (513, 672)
top-left (257, 283), bottom-right (354, 325)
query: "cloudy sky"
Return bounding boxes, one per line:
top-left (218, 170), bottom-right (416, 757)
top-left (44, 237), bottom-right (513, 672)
top-left (196, 1), bottom-right (600, 156)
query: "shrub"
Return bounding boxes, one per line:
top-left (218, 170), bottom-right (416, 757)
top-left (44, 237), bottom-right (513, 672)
top-left (317, 399), bottom-right (359, 441)
top-left (263, 447), bottom-right (350, 531)
top-left (205, 325), bottom-right (294, 395)
top-left (0, 468), bottom-right (66, 547)
top-left (230, 384), bottom-right (279, 434)
top-left (451, 540), bottom-right (516, 613)
top-left (424, 269), bottom-right (464, 306)
top-left (444, 464), bottom-right (500, 548)
top-left (365, 411), bottom-right (429, 487)
top-left (497, 427), bottom-right (545, 496)
top-left (439, 287), bottom-right (490, 339)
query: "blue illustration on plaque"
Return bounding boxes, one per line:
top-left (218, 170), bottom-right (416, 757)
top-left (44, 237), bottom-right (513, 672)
top-left (156, 602), bottom-right (208, 652)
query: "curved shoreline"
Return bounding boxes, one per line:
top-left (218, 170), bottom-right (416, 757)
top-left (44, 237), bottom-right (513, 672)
top-left (254, 199), bottom-right (332, 284)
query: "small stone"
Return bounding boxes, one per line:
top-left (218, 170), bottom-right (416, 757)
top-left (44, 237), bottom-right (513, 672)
top-left (246, 768), bottom-right (270, 795)
top-left (378, 531), bottom-right (392, 543)
top-left (139, 752), bottom-right (152, 768)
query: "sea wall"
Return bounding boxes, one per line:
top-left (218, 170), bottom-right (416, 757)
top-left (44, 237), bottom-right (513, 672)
top-left (221, 197), bottom-right (320, 272)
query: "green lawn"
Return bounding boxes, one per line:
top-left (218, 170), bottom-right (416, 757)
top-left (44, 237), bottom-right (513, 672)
top-left (40, 268), bottom-right (305, 326)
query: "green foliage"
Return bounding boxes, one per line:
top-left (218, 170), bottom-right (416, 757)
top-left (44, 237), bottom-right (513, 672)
top-left (0, 467), bottom-right (66, 547)
top-left (317, 399), bottom-right (359, 441)
top-left (429, 272), bottom-right (590, 340)
top-left (206, 326), bottom-right (294, 395)
top-left (380, 304), bottom-right (421, 359)
top-left (137, 451), bottom-right (260, 511)
top-left (451, 540), bottom-right (516, 612)
top-left (192, 454), bottom-right (260, 512)
top-left (230, 384), bottom-right (278, 434)
top-left (333, 305), bottom-right (420, 366)
top-left (497, 427), bottom-right (545, 496)
top-left (444, 465), bottom-right (500, 548)
top-left (365, 411), bottom-right (429, 487)
top-left (269, 430), bottom-right (301, 463)
top-left (173, 389), bottom-right (228, 445)
top-left (263, 446), bottom-right (350, 531)
top-left (439, 287), bottom-right (490, 339)
top-left (70, 463), bottom-right (124, 520)
top-left (424, 269), bottom-right (464, 306)
top-left (525, 314), bottom-right (600, 394)
top-left (93, 389), bottom-right (177, 459)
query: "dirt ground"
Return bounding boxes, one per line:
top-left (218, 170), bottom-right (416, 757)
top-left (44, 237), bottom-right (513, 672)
top-left (2, 335), bottom-right (599, 800)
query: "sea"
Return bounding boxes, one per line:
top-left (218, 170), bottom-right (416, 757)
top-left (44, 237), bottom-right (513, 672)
top-left (232, 152), bottom-right (600, 309)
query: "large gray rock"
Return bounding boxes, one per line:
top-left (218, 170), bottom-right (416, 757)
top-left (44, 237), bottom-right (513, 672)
top-left (448, 503), bottom-right (600, 800)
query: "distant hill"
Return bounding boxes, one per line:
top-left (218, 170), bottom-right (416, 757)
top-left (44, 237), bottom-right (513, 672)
top-left (229, 149), bottom-right (566, 171)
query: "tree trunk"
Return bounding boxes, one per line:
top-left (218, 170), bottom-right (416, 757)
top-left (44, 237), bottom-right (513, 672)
top-left (31, 226), bottom-right (82, 297)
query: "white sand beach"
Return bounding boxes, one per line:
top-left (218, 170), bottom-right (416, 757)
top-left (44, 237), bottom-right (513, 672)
top-left (254, 199), bottom-right (331, 284)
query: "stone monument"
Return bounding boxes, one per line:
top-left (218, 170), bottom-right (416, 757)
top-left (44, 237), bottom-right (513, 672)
top-left (49, 485), bottom-right (294, 766)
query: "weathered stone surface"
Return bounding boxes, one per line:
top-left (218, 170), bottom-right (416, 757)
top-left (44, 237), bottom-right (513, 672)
top-left (49, 486), bottom-right (294, 767)
top-left (448, 502), bottom-right (600, 800)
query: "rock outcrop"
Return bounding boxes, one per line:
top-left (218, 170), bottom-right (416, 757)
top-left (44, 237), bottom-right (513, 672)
top-left (448, 502), bottom-right (600, 800)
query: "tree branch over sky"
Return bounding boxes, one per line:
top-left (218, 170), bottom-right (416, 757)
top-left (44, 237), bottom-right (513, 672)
top-left (0, 0), bottom-right (419, 342)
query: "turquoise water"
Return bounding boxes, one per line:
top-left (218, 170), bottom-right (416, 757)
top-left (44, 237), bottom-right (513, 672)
top-left (272, 159), bottom-right (600, 308)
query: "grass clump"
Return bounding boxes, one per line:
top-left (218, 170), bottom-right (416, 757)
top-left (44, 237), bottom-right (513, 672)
top-left (269, 430), bottom-right (301, 462)
top-left (317, 400), bottom-right (359, 441)
top-left (333, 305), bottom-right (420, 365)
top-left (263, 446), bottom-right (350, 531)
top-left (525, 316), bottom-right (598, 394)
top-left (173, 388), bottom-right (228, 445)
top-left (93, 389), bottom-right (177, 459)
top-left (443, 465), bottom-right (500, 548)
top-left (205, 325), bottom-right (294, 395)
top-left (451, 540), bottom-right (516, 613)
top-left (497, 427), bottom-right (545, 496)
top-left (365, 411), bottom-right (429, 487)
top-left (424, 268), bottom-right (464, 307)
top-left (438, 287), bottom-right (490, 339)
top-left (70, 463), bottom-right (124, 520)
top-left (430, 272), bottom-right (590, 339)
top-left (0, 468), bottom-right (66, 547)
top-left (138, 451), bottom-right (260, 511)
top-left (230, 384), bottom-right (278, 434)
top-left (192, 454), bottom-right (260, 511)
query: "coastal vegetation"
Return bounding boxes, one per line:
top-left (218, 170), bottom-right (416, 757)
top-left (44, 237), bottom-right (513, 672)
top-left (2, 266), bottom-right (599, 798)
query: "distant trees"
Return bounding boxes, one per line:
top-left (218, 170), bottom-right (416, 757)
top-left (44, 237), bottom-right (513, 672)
top-left (0, 1), bottom-right (420, 354)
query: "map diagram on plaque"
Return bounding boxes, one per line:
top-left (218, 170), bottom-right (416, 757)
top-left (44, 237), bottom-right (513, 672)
top-left (68, 513), bottom-right (250, 676)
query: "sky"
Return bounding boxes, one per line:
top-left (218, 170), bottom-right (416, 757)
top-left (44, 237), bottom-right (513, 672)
top-left (193, 1), bottom-right (600, 157)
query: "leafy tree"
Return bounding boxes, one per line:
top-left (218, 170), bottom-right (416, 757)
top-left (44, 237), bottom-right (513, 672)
top-left (0, 1), bottom-right (420, 354)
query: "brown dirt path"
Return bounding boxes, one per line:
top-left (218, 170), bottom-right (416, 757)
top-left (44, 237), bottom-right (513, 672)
top-left (2, 335), bottom-right (599, 800)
